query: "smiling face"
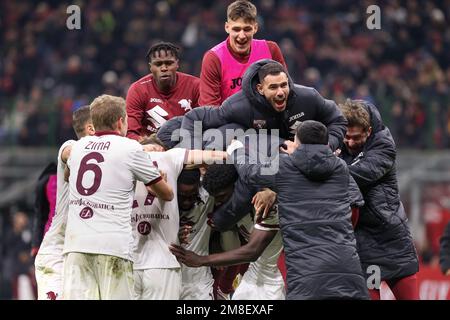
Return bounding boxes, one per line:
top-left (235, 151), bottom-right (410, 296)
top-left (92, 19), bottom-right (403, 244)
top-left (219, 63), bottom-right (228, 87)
top-left (344, 125), bottom-right (372, 156)
top-left (149, 49), bottom-right (179, 92)
top-left (256, 72), bottom-right (290, 112)
top-left (225, 18), bottom-right (258, 56)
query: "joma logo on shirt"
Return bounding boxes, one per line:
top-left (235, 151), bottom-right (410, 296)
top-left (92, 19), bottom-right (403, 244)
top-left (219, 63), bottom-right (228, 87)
top-left (289, 112), bottom-right (305, 122)
top-left (149, 98), bottom-right (163, 103)
top-left (230, 77), bottom-right (243, 89)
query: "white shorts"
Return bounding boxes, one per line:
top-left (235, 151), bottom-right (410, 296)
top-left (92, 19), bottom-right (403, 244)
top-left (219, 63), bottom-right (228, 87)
top-left (232, 274), bottom-right (286, 300)
top-left (35, 253), bottom-right (64, 300)
top-left (133, 268), bottom-right (181, 300)
top-left (63, 252), bottom-right (134, 300)
top-left (180, 267), bottom-right (214, 300)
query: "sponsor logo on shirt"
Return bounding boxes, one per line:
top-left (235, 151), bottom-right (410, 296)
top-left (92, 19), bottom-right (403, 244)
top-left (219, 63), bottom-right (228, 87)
top-left (146, 105), bottom-right (168, 130)
top-left (149, 98), bottom-right (163, 103)
top-left (289, 112), bottom-right (305, 122)
top-left (253, 120), bottom-right (267, 129)
top-left (79, 207), bottom-right (94, 219)
top-left (137, 221), bottom-right (151, 235)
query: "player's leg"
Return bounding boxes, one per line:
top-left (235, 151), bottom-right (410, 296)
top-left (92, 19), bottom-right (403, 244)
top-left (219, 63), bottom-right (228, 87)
top-left (216, 230), bottom-right (242, 299)
top-left (35, 254), bottom-right (64, 300)
top-left (63, 252), bottom-right (99, 299)
top-left (140, 268), bottom-right (181, 300)
top-left (95, 254), bottom-right (134, 300)
top-left (133, 270), bottom-right (144, 300)
top-left (386, 273), bottom-right (419, 300)
top-left (180, 266), bottom-right (214, 300)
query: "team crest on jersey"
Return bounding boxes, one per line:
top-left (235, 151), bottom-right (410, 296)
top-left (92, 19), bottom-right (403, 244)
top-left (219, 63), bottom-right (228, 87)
top-left (253, 120), bottom-right (267, 129)
top-left (137, 221), bottom-right (151, 235)
top-left (46, 291), bottom-right (58, 300)
top-left (79, 207), bottom-right (93, 219)
top-left (178, 99), bottom-right (192, 112)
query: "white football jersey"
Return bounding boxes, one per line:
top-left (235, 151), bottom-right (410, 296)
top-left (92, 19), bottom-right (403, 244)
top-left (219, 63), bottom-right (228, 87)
top-left (179, 187), bottom-right (215, 286)
top-left (64, 133), bottom-right (161, 261)
top-left (132, 148), bottom-right (187, 269)
top-left (237, 208), bottom-right (283, 285)
top-left (38, 139), bottom-right (75, 255)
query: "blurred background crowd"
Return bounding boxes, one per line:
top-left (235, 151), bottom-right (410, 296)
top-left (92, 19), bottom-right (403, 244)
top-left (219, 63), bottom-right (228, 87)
top-left (0, 0), bottom-right (449, 299)
top-left (1, 0), bottom-right (449, 148)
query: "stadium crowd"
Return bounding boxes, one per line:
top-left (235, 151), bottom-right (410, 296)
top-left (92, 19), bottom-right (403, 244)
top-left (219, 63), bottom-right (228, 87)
top-left (1, 0), bottom-right (449, 148)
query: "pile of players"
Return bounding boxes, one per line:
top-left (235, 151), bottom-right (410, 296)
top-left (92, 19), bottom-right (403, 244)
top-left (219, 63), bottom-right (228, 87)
top-left (34, 1), bottom-right (419, 300)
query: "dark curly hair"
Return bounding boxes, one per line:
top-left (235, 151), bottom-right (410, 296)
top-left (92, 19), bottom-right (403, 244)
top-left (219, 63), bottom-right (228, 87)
top-left (202, 164), bottom-right (238, 196)
top-left (146, 42), bottom-right (180, 62)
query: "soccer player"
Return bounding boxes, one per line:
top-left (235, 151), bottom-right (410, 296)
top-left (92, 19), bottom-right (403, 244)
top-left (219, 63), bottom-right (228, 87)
top-left (63, 95), bottom-right (173, 300)
top-left (230, 121), bottom-right (369, 300)
top-left (126, 42), bottom-right (200, 140)
top-left (339, 99), bottom-right (420, 300)
top-left (171, 189), bottom-right (285, 300)
top-left (200, 0), bottom-right (286, 106)
top-left (34, 105), bottom-right (94, 300)
top-left (182, 60), bottom-right (347, 152)
top-left (132, 138), bottom-right (228, 300)
top-left (177, 169), bottom-right (216, 300)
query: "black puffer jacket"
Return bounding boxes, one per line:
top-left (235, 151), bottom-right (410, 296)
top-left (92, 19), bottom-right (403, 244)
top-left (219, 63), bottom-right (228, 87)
top-left (340, 101), bottom-right (419, 281)
top-left (236, 143), bottom-right (369, 300)
top-left (180, 59), bottom-right (347, 150)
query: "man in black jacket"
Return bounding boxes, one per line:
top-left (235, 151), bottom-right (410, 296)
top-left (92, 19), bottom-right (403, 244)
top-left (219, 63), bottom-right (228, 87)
top-left (339, 99), bottom-right (419, 300)
top-left (440, 221), bottom-right (450, 276)
top-left (231, 120), bottom-right (369, 300)
top-left (179, 60), bottom-right (347, 151)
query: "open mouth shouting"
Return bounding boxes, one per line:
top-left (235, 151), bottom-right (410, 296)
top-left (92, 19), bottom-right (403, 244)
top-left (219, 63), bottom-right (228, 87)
top-left (273, 97), bottom-right (287, 111)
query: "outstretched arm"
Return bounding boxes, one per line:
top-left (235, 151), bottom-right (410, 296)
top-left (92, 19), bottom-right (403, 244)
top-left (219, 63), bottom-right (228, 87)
top-left (169, 228), bottom-right (276, 267)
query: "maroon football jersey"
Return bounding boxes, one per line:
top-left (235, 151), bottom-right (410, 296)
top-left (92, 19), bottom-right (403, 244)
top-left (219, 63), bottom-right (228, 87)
top-left (126, 72), bottom-right (200, 140)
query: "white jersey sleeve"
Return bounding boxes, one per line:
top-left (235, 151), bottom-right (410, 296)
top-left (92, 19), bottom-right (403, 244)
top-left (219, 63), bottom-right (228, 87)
top-left (129, 149), bottom-right (162, 185)
top-left (38, 139), bottom-right (75, 255)
top-left (254, 205), bottom-right (280, 232)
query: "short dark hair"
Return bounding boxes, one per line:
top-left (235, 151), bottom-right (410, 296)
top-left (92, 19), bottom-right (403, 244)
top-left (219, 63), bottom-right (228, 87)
top-left (227, 1), bottom-right (257, 23)
top-left (296, 120), bottom-right (328, 145)
top-left (258, 62), bottom-right (287, 83)
top-left (72, 105), bottom-right (91, 138)
top-left (178, 169), bottom-right (201, 185)
top-left (202, 164), bottom-right (238, 196)
top-left (146, 42), bottom-right (180, 62)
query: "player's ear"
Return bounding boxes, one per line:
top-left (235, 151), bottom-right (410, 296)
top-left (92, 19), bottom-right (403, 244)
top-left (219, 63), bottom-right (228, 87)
top-left (253, 22), bottom-right (258, 34)
top-left (85, 122), bottom-right (95, 136)
top-left (225, 21), bottom-right (230, 34)
top-left (367, 126), bottom-right (372, 138)
top-left (256, 83), bottom-right (264, 95)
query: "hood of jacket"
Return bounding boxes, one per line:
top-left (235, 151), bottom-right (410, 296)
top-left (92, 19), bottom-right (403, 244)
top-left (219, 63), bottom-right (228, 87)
top-left (241, 59), bottom-right (295, 115)
top-left (291, 144), bottom-right (340, 181)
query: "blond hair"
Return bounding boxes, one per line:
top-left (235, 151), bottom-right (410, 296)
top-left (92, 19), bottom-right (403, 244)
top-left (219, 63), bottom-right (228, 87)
top-left (339, 99), bottom-right (371, 132)
top-left (89, 95), bottom-right (126, 131)
top-left (227, 0), bottom-right (257, 23)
